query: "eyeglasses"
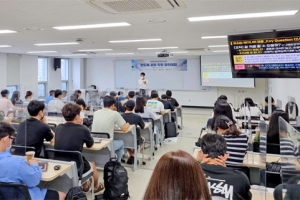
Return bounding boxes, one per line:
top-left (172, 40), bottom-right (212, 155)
top-left (8, 135), bottom-right (16, 140)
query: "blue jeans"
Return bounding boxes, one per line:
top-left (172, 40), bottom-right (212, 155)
top-left (113, 140), bottom-right (124, 162)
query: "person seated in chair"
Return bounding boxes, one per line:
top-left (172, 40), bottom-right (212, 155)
top-left (0, 122), bottom-right (65, 200)
top-left (197, 133), bottom-right (252, 200)
top-left (166, 90), bottom-right (179, 108)
top-left (47, 89), bottom-right (65, 113)
top-left (55, 103), bottom-right (104, 193)
top-left (16, 100), bottom-right (55, 157)
top-left (146, 92), bottom-right (165, 115)
top-left (121, 100), bottom-right (145, 164)
top-left (160, 94), bottom-right (174, 111)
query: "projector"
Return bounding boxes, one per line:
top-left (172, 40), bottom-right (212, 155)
top-left (157, 51), bottom-right (173, 58)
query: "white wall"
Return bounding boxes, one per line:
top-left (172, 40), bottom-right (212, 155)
top-left (6, 54), bottom-right (21, 86)
top-left (268, 79), bottom-right (300, 109)
top-left (71, 58), bottom-right (85, 90)
top-left (48, 58), bottom-right (62, 91)
top-left (20, 55), bottom-right (38, 99)
top-left (0, 53), bottom-right (7, 89)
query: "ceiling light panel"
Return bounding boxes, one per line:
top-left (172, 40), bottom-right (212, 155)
top-left (138, 47), bottom-right (178, 50)
top-left (208, 45), bottom-right (229, 47)
top-left (0, 45), bottom-right (12, 48)
top-left (201, 36), bottom-right (227, 39)
top-left (53, 22), bottom-right (130, 30)
top-left (27, 51), bottom-right (57, 53)
top-left (0, 30), bottom-right (17, 34)
top-left (78, 49), bottom-right (113, 52)
top-left (109, 39), bottom-right (162, 43)
top-left (34, 42), bottom-right (79, 46)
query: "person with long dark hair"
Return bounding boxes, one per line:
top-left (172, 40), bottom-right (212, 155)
top-left (143, 150), bottom-right (211, 200)
top-left (208, 100), bottom-right (234, 133)
top-left (10, 91), bottom-right (22, 105)
top-left (214, 115), bottom-right (248, 165)
top-left (239, 97), bottom-right (262, 117)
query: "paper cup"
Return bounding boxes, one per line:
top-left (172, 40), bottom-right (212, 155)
top-left (26, 151), bottom-right (35, 163)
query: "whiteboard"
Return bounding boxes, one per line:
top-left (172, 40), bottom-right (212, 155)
top-left (115, 58), bottom-right (205, 91)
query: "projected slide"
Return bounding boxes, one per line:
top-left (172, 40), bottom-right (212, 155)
top-left (201, 55), bottom-right (255, 88)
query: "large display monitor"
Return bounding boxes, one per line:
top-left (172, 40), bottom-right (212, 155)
top-left (228, 29), bottom-right (300, 78)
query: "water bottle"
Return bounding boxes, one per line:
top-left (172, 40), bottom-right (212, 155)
top-left (247, 118), bottom-right (252, 143)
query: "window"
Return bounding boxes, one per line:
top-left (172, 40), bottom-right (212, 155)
top-left (61, 59), bottom-right (69, 91)
top-left (6, 85), bottom-right (18, 98)
top-left (38, 58), bottom-right (48, 98)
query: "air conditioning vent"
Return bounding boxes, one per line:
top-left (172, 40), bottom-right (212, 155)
top-left (81, 0), bottom-right (186, 14)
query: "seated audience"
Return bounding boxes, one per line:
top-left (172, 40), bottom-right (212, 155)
top-left (144, 150), bottom-right (211, 200)
top-left (47, 89), bottom-right (65, 113)
top-left (285, 101), bottom-right (299, 119)
top-left (75, 98), bottom-right (86, 119)
top-left (161, 94), bottom-right (174, 111)
top-left (0, 122), bottom-right (65, 200)
top-left (24, 91), bottom-right (33, 102)
top-left (121, 100), bottom-right (145, 164)
top-left (239, 97), bottom-right (262, 118)
top-left (123, 91), bottom-right (136, 108)
top-left (166, 90), bottom-right (179, 108)
top-left (16, 100), bottom-right (54, 157)
top-left (198, 133), bottom-right (252, 200)
top-left (110, 91), bottom-right (125, 113)
top-left (61, 90), bottom-right (68, 103)
top-left (11, 91), bottom-right (23, 106)
top-left (0, 111), bottom-right (13, 123)
top-left (134, 97), bottom-right (157, 120)
top-left (214, 115), bottom-right (248, 165)
top-left (146, 92), bottom-right (165, 115)
top-left (118, 91), bottom-right (125, 101)
top-left (71, 90), bottom-right (82, 102)
top-left (0, 89), bottom-right (23, 116)
top-left (55, 103), bottom-right (104, 193)
top-left (92, 96), bottom-right (130, 162)
top-left (45, 90), bottom-right (55, 104)
top-left (264, 96), bottom-right (277, 114)
top-left (208, 100), bottom-right (235, 133)
top-left (218, 95), bottom-right (237, 122)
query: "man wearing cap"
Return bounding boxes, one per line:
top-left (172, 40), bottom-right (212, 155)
top-left (110, 91), bottom-right (125, 113)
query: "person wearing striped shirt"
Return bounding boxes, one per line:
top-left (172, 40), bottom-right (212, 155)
top-left (214, 115), bottom-right (248, 165)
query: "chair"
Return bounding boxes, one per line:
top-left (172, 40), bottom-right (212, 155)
top-left (48, 123), bottom-right (57, 132)
top-left (45, 149), bottom-right (95, 199)
top-left (91, 132), bottom-right (110, 139)
top-left (226, 164), bottom-right (251, 182)
top-left (0, 182), bottom-right (31, 200)
top-left (142, 118), bottom-right (157, 150)
top-left (47, 112), bottom-right (62, 117)
top-left (11, 145), bottom-right (35, 156)
top-left (267, 143), bottom-right (280, 154)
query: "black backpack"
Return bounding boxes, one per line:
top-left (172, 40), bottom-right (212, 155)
top-left (66, 186), bottom-right (87, 200)
top-left (103, 158), bottom-right (129, 200)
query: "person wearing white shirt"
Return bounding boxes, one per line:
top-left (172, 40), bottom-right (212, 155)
top-left (239, 98), bottom-right (262, 118)
top-left (75, 98), bottom-right (86, 119)
top-left (146, 92), bottom-right (166, 115)
top-left (47, 90), bottom-right (65, 113)
top-left (138, 72), bottom-right (148, 96)
top-left (0, 89), bottom-right (23, 116)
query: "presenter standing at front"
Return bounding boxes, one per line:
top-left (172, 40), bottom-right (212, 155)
top-left (138, 72), bottom-right (148, 96)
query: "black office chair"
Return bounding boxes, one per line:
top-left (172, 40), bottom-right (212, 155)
top-left (226, 164), bottom-right (251, 182)
top-left (11, 145), bottom-right (35, 156)
top-left (0, 182), bottom-right (31, 200)
top-left (90, 132), bottom-right (110, 139)
top-left (47, 112), bottom-right (62, 117)
top-left (48, 123), bottom-right (57, 132)
top-left (45, 149), bottom-right (95, 197)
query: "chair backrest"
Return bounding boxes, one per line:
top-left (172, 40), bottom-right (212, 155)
top-left (11, 145), bottom-right (35, 156)
top-left (45, 148), bottom-right (84, 179)
top-left (142, 118), bottom-right (154, 132)
top-left (226, 164), bottom-right (251, 181)
top-left (267, 143), bottom-right (280, 154)
top-left (0, 182), bottom-right (31, 200)
top-left (251, 116), bottom-right (260, 120)
top-left (48, 123), bottom-right (57, 132)
top-left (47, 112), bottom-right (62, 117)
top-left (90, 132), bottom-right (110, 139)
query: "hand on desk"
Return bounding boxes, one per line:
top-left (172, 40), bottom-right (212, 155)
top-left (28, 158), bottom-right (39, 166)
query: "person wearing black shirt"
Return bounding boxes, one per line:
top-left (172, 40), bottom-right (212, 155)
top-left (110, 91), bottom-right (125, 113)
top-left (121, 100), bottom-right (145, 164)
top-left (161, 94), bottom-right (174, 111)
top-left (264, 96), bottom-right (277, 114)
top-left (166, 90), bottom-right (179, 108)
top-left (54, 103), bottom-right (104, 193)
top-left (197, 134), bottom-right (252, 200)
top-left (16, 100), bottom-right (54, 157)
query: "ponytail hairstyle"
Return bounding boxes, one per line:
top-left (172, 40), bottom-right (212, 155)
top-left (214, 115), bottom-right (242, 136)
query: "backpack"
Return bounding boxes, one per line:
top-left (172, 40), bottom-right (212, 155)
top-left (66, 186), bottom-right (87, 200)
top-left (103, 158), bottom-right (129, 200)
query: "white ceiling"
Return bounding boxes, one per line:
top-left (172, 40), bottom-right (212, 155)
top-left (0, 0), bottom-right (300, 58)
